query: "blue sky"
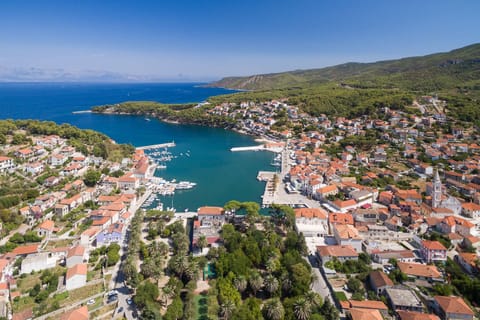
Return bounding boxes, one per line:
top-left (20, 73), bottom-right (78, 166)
top-left (0, 0), bottom-right (479, 81)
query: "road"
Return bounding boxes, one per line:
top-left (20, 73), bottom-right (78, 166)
top-left (305, 255), bottom-right (334, 305)
top-left (110, 189), bottom-right (152, 319)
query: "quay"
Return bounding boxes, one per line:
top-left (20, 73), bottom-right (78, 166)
top-left (230, 144), bottom-right (284, 152)
top-left (230, 145), bottom-right (265, 152)
top-left (136, 141), bottom-right (176, 151)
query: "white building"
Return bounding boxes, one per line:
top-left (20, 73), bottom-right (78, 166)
top-left (65, 263), bottom-right (87, 291)
top-left (21, 252), bottom-right (57, 274)
top-left (294, 208), bottom-right (328, 237)
top-left (0, 156), bottom-right (15, 174)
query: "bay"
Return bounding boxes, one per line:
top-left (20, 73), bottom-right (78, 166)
top-left (0, 82), bottom-right (273, 211)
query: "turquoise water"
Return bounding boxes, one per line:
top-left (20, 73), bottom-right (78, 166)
top-left (0, 83), bottom-right (272, 211)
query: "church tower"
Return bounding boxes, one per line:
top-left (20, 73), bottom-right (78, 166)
top-left (432, 169), bottom-right (442, 208)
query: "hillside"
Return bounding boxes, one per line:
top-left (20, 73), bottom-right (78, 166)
top-left (207, 44), bottom-right (480, 123)
top-left (209, 43), bottom-right (480, 91)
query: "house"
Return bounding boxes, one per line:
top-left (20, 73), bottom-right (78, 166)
top-left (44, 176), bottom-right (60, 187)
top-left (60, 305), bottom-right (89, 320)
top-left (455, 252), bottom-right (479, 275)
top-left (369, 270), bottom-right (394, 295)
top-left (65, 264), bottom-right (87, 291)
top-left (21, 252), bottom-right (57, 274)
top-left (385, 287), bottom-right (424, 312)
top-left (342, 300), bottom-right (388, 317)
top-left (197, 206), bottom-right (225, 227)
top-left (396, 311), bottom-right (440, 320)
top-left (96, 223), bottom-right (123, 247)
top-left (349, 308), bottom-right (383, 320)
top-left (36, 220), bottom-right (55, 238)
top-left (0, 156), bottom-right (15, 174)
top-left (294, 208), bottom-right (328, 237)
top-left (316, 184), bottom-right (339, 200)
top-left (434, 296), bottom-right (474, 320)
top-left (397, 262), bottom-right (443, 282)
top-left (12, 244), bottom-right (39, 257)
top-left (118, 173), bottom-right (139, 190)
top-left (420, 240), bottom-right (447, 263)
top-left (24, 162), bottom-right (44, 175)
top-left (80, 226), bottom-right (101, 247)
top-left (333, 224), bottom-right (363, 252)
top-left (371, 250), bottom-right (416, 264)
top-left (66, 245), bottom-right (86, 268)
top-left (316, 245), bottom-right (358, 266)
top-left (15, 148), bottom-right (34, 159)
top-left (462, 202), bottom-right (480, 219)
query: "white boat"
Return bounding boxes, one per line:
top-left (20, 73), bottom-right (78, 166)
top-left (145, 118), bottom-right (151, 121)
top-left (175, 181), bottom-right (197, 190)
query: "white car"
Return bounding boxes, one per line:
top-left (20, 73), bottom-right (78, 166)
top-left (87, 299), bottom-right (95, 305)
top-left (126, 298), bottom-right (133, 305)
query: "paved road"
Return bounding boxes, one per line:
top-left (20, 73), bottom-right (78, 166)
top-left (305, 255), bottom-right (333, 305)
top-left (110, 189), bottom-right (152, 319)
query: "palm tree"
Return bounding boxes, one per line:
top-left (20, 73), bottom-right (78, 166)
top-left (169, 255), bottom-right (189, 278)
top-left (249, 272), bottom-right (264, 296)
top-left (293, 297), bottom-right (311, 320)
top-left (161, 285), bottom-right (175, 306)
top-left (234, 276), bottom-right (247, 294)
top-left (264, 275), bottom-right (279, 297)
top-left (184, 259), bottom-right (199, 281)
top-left (197, 235), bottom-right (208, 253)
top-left (220, 299), bottom-right (236, 320)
top-left (264, 298), bottom-right (285, 320)
top-left (304, 291), bottom-right (322, 308)
top-left (280, 274), bottom-right (292, 294)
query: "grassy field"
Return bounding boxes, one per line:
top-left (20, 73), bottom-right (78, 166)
top-left (195, 293), bottom-right (208, 320)
top-left (90, 303), bottom-right (116, 319)
top-left (60, 282), bottom-right (104, 307)
top-left (334, 291), bottom-right (348, 301)
top-left (17, 273), bottom-right (42, 294)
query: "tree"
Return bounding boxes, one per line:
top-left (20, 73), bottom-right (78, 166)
top-left (304, 291), bottom-right (322, 308)
top-left (231, 298), bottom-right (264, 320)
top-left (249, 272), bottom-right (264, 296)
top-left (197, 235), bottom-right (208, 253)
top-left (263, 298), bottom-right (285, 320)
top-left (134, 281), bottom-right (159, 308)
top-left (319, 300), bottom-right (338, 320)
top-left (83, 169), bottom-right (101, 187)
top-left (293, 297), bottom-right (311, 320)
top-left (163, 296), bottom-right (183, 320)
top-left (220, 299), bottom-right (236, 320)
top-left (234, 276), bottom-right (248, 294)
top-left (290, 263), bottom-right (312, 296)
top-left (264, 275), bottom-right (279, 297)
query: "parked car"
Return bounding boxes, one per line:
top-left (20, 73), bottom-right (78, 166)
top-left (118, 307), bottom-right (124, 313)
top-left (87, 299), bottom-right (95, 305)
top-left (126, 298), bottom-right (133, 305)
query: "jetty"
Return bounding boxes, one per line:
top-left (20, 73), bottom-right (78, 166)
top-left (136, 141), bottom-right (176, 151)
top-left (230, 145), bottom-right (265, 152)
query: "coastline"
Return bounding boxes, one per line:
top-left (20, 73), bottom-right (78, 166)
top-left (92, 109), bottom-right (282, 144)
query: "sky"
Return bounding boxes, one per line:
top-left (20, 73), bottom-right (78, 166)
top-left (0, 0), bottom-right (479, 81)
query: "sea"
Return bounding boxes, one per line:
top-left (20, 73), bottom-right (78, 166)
top-left (0, 82), bottom-right (274, 212)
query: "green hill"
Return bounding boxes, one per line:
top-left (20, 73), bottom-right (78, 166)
top-left (209, 43), bottom-right (480, 91)
top-left (207, 43), bottom-right (480, 122)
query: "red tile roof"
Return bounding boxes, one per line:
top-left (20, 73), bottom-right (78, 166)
top-left (66, 263), bottom-right (88, 280)
top-left (434, 296), bottom-right (474, 316)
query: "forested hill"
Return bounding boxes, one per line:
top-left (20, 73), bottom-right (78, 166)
top-left (206, 43), bottom-right (480, 123)
top-left (208, 43), bottom-right (480, 91)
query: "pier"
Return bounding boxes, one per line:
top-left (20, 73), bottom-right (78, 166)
top-left (230, 145), bottom-right (265, 152)
top-left (136, 141), bottom-right (176, 151)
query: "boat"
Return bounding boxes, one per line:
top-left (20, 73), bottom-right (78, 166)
top-left (175, 181), bottom-right (197, 190)
top-left (145, 118), bottom-right (151, 121)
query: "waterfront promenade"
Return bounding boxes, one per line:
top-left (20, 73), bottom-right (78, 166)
top-left (260, 146), bottom-right (320, 208)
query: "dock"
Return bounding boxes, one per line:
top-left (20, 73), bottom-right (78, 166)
top-left (230, 145), bottom-right (265, 152)
top-left (136, 141), bottom-right (176, 151)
